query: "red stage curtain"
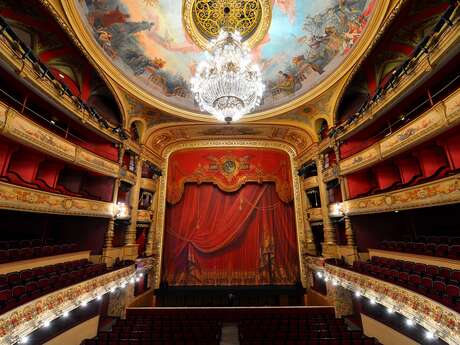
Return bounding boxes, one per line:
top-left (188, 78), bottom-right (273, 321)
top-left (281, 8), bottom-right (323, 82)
top-left (162, 183), bottom-right (299, 286)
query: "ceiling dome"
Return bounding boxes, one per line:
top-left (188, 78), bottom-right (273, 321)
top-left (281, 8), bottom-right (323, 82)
top-left (74, 0), bottom-right (378, 119)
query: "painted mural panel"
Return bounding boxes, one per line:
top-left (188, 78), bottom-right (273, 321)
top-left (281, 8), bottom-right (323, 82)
top-left (78, 0), bottom-right (376, 113)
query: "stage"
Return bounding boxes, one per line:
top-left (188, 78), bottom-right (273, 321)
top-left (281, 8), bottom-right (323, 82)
top-left (154, 284), bottom-right (305, 307)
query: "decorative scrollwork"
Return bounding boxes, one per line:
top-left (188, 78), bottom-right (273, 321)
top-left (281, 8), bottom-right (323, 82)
top-left (183, 0), bottom-right (271, 50)
top-left (192, 0), bottom-right (262, 40)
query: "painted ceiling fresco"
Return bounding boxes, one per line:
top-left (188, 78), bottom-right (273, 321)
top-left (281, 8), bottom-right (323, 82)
top-left (78, 0), bottom-right (376, 114)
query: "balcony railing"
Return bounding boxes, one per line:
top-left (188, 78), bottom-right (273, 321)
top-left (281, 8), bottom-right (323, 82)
top-left (329, 175), bottom-right (460, 216)
top-left (0, 265), bottom-right (135, 345)
top-left (340, 87), bottom-right (460, 175)
top-left (324, 264), bottom-right (460, 345)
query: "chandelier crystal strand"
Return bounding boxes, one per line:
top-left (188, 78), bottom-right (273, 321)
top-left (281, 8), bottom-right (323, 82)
top-left (191, 30), bottom-right (265, 123)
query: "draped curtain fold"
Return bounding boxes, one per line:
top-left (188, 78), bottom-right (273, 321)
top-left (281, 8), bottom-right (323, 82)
top-left (162, 183), bottom-right (300, 286)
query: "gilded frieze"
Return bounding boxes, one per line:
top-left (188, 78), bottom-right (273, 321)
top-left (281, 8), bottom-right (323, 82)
top-left (137, 209), bottom-right (153, 223)
top-left (444, 87), bottom-right (460, 124)
top-left (0, 265), bottom-right (135, 345)
top-left (76, 147), bottom-right (119, 177)
top-left (0, 181), bottom-right (115, 218)
top-left (380, 104), bottom-right (446, 158)
top-left (340, 145), bottom-right (380, 175)
top-left (335, 175), bottom-right (460, 216)
top-left (325, 264), bottom-right (460, 345)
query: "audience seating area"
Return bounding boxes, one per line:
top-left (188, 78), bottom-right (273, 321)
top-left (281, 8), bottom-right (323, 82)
top-left (379, 237), bottom-right (460, 259)
top-left (0, 259), bottom-right (107, 314)
top-left (82, 308), bottom-right (379, 345)
top-left (0, 239), bottom-right (78, 264)
top-left (351, 257), bottom-right (460, 312)
top-left (82, 314), bottom-right (222, 345)
top-left (239, 314), bottom-right (378, 345)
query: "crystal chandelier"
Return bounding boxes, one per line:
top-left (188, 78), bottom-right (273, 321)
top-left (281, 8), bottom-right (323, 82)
top-left (191, 30), bottom-right (265, 123)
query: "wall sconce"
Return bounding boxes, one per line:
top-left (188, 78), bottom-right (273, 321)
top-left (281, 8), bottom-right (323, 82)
top-left (115, 202), bottom-right (130, 219)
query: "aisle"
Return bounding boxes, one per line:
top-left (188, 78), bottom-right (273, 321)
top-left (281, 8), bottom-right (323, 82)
top-left (220, 322), bottom-right (240, 345)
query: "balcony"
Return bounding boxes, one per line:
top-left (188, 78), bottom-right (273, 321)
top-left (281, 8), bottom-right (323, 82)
top-left (140, 178), bottom-right (156, 192)
top-left (0, 265), bottom-right (135, 344)
top-left (307, 208), bottom-right (323, 222)
top-left (0, 102), bottom-right (119, 177)
top-left (302, 176), bottom-right (319, 190)
top-left (324, 263), bottom-right (459, 345)
top-left (329, 175), bottom-right (460, 217)
top-left (0, 181), bottom-right (116, 218)
top-left (340, 85), bottom-right (460, 175)
top-left (137, 210), bottom-right (153, 223)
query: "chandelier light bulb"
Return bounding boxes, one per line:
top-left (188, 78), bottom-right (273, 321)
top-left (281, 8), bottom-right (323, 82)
top-left (406, 318), bottom-right (414, 327)
top-left (191, 30), bottom-right (265, 123)
top-left (19, 336), bottom-right (29, 344)
top-left (354, 291), bottom-right (361, 297)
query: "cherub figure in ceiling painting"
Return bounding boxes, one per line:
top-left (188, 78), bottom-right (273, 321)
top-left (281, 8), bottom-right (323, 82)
top-left (267, 0), bottom-right (374, 98)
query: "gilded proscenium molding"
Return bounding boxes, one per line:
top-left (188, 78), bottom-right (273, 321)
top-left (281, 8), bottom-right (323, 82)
top-left (140, 178), bottom-right (157, 192)
top-left (0, 33), bottom-right (121, 143)
top-left (302, 176), bottom-right (319, 190)
top-left (329, 175), bottom-right (460, 217)
top-left (340, 87), bottom-right (460, 175)
top-left (60, 0), bottom-right (390, 122)
top-left (0, 181), bottom-right (116, 218)
top-left (152, 140), bottom-right (307, 288)
top-left (0, 102), bottom-right (119, 177)
top-left (137, 209), bottom-right (153, 223)
top-left (337, 21), bottom-right (460, 140)
top-left (325, 264), bottom-right (460, 345)
top-left (307, 207), bottom-right (323, 222)
top-left (0, 265), bottom-right (135, 345)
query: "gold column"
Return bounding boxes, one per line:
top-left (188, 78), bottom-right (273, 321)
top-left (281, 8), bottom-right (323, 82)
top-left (316, 156), bottom-right (337, 257)
top-left (301, 186), bottom-right (316, 255)
top-left (344, 215), bottom-right (355, 247)
top-left (125, 157), bottom-right (143, 248)
top-left (105, 218), bottom-right (115, 249)
top-left (145, 185), bottom-right (157, 257)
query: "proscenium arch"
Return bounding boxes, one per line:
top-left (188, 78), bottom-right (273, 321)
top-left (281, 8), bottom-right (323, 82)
top-left (150, 139), bottom-right (308, 289)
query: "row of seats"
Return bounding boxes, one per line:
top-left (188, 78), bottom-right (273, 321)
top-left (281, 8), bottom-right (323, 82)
top-left (0, 243), bottom-right (78, 264)
top-left (0, 259), bottom-right (107, 314)
top-left (413, 236), bottom-right (460, 245)
top-left (379, 241), bottom-right (460, 259)
top-left (0, 239), bottom-right (49, 249)
top-left (352, 258), bottom-right (460, 313)
top-left (82, 317), bottom-right (221, 345)
top-left (239, 317), bottom-right (379, 345)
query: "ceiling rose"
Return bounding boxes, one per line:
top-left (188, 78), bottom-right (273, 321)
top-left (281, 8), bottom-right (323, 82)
top-left (183, 0), bottom-right (272, 50)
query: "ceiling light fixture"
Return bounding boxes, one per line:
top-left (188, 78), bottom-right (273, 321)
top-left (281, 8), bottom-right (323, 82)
top-left (191, 30), bottom-right (264, 123)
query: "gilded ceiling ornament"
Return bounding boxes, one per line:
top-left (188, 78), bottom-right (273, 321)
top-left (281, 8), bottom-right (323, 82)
top-left (183, 0), bottom-right (271, 50)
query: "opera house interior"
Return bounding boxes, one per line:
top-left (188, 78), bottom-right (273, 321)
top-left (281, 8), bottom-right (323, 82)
top-left (0, 0), bottom-right (458, 344)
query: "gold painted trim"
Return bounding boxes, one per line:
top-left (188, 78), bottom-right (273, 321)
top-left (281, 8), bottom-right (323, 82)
top-left (339, 87), bottom-right (460, 175)
top-left (0, 101), bottom-right (120, 177)
top-left (182, 0), bottom-right (272, 50)
top-left (329, 175), bottom-right (460, 216)
top-left (0, 265), bottom-right (135, 344)
top-left (59, 0), bottom-right (390, 122)
top-left (336, 22), bottom-right (460, 138)
top-left (0, 181), bottom-right (116, 218)
top-left (326, 264), bottom-right (460, 345)
top-left (152, 139), bottom-right (307, 288)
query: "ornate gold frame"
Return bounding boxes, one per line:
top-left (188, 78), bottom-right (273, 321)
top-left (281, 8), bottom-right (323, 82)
top-left (182, 0), bottom-right (272, 50)
top-left (151, 139), bottom-right (308, 288)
